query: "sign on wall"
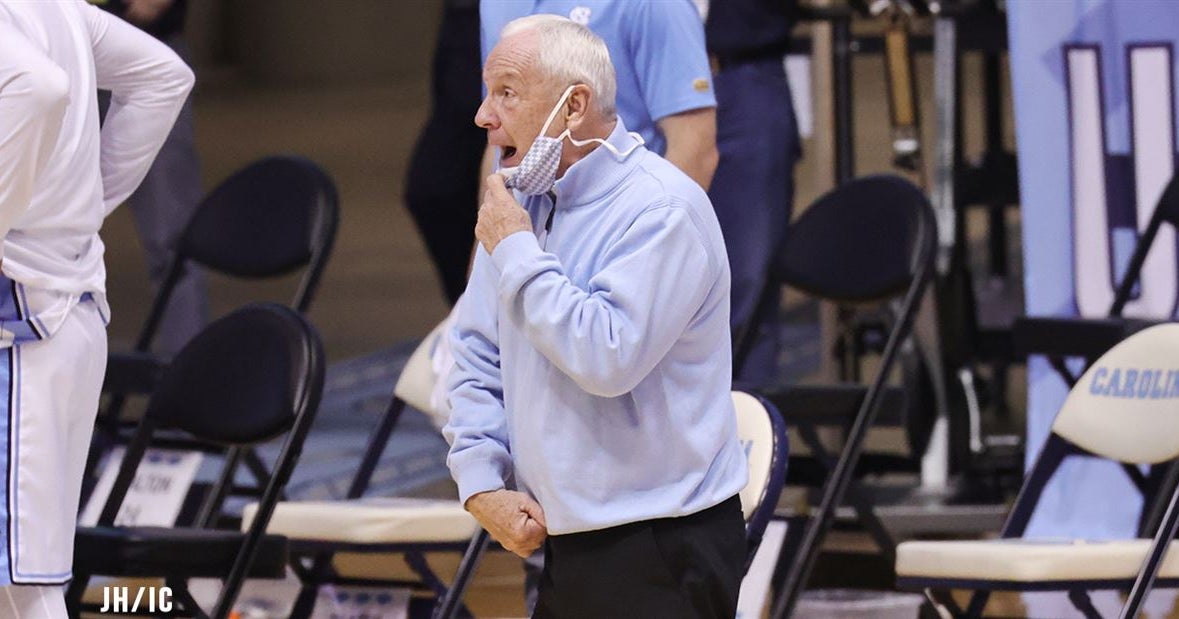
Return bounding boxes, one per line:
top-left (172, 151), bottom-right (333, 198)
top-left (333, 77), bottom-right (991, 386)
top-left (1009, 0), bottom-right (1179, 541)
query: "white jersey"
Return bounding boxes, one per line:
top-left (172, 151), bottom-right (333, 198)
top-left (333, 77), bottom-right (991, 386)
top-left (0, 0), bottom-right (192, 339)
top-left (0, 0), bottom-right (191, 589)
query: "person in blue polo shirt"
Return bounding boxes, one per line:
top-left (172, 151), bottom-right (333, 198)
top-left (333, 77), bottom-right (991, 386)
top-left (445, 15), bottom-right (747, 618)
top-left (479, 0), bottom-right (718, 189)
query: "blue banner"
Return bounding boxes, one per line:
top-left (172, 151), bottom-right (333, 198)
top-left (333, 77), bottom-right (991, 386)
top-left (1009, 0), bottom-right (1179, 542)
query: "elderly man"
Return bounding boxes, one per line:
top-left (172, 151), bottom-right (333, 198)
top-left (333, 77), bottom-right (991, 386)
top-left (444, 15), bottom-right (747, 619)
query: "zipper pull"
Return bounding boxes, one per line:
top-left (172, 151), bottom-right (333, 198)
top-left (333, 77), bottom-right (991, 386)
top-left (541, 191), bottom-right (557, 249)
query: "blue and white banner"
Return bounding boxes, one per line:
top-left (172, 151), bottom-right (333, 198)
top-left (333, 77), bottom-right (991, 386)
top-left (1009, 0), bottom-right (1179, 541)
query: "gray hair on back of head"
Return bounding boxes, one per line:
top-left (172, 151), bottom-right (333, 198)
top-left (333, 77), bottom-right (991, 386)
top-left (501, 14), bottom-right (617, 116)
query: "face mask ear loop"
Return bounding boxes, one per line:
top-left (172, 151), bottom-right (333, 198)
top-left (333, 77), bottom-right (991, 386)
top-left (567, 131), bottom-right (646, 159)
top-left (615, 132), bottom-right (646, 157)
top-left (539, 85), bottom-right (578, 139)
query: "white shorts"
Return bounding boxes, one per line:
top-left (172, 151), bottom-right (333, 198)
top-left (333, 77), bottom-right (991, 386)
top-left (0, 290), bottom-right (106, 585)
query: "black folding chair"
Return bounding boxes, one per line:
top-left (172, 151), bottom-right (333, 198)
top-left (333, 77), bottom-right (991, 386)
top-left (68, 303), bottom-right (326, 619)
top-left (87, 155), bottom-right (339, 508)
top-left (731, 175), bottom-right (936, 618)
top-left (897, 323), bottom-right (1179, 619)
top-left (107, 154), bottom-right (337, 385)
top-left (240, 321), bottom-right (486, 619)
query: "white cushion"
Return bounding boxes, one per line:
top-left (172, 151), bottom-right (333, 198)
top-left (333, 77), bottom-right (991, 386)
top-left (394, 321), bottom-right (448, 418)
top-left (896, 538), bottom-right (1179, 583)
top-left (241, 497), bottom-right (478, 544)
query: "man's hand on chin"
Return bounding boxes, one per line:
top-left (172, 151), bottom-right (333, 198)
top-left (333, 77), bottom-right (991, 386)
top-left (475, 173), bottom-right (532, 255)
top-left (465, 489), bottom-right (548, 558)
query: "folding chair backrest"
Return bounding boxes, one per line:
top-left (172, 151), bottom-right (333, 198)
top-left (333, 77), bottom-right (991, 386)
top-left (97, 303), bottom-right (325, 528)
top-left (773, 174), bottom-right (935, 303)
top-left (732, 390), bottom-right (788, 563)
top-left (734, 391), bottom-right (785, 519)
top-left (136, 156), bottom-right (339, 353)
top-left (733, 175), bottom-right (935, 374)
top-left (180, 155), bottom-right (338, 288)
top-left (144, 303), bottom-right (324, 445)
top-left (1051, 322), bottom-right (1179, 464)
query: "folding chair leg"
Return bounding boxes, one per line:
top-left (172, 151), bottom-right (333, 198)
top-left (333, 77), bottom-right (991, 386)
top-left (770, 508), bottom-right (824, 619)
top-left (65, 573), bottom-right (88, 617)
top-left (290, 555), bottom-right (336, 619)
top-left (963, 590), bottom-right (989, 618)
top-left (405, 550), bottom-right (450, 600)
top-left (795, 423), bottom-right (898, 562)
top-left (162, 578), bottom-right (209, 619)
top-left (243, 448), bottom-right (278, 499)
top-left (1068, 589), bottom-right (1103, 619)
top-left (771, 407), bottom-right (909, 615)
top-left (845, 483), bottom-right (897, 562)
top-left (434, 529), bottom-right (491, 619)
top-left (771, 424), bottom-right (859, 618)
top-left (1123, 455), bottom-right (1179, 619)
top-left (924, 587), bottom-right (962, 618)
top-left (1048, 355), bottom-right (1079, 387)
top-left (289, 583), bottom-right (320, 619)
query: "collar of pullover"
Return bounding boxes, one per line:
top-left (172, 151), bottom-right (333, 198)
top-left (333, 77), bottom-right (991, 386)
top-left (551, 118), bottom-right (643, 209)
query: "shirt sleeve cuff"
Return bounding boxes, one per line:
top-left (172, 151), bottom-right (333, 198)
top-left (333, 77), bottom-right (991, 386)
top-left (491, 230), bottom-right (539, 270)
top-left (491, 230), bottom-right (545, 294)
top-left (452, 461), bottom-right (508, 506)
top-left (649, 95), bottom-right (717, 124)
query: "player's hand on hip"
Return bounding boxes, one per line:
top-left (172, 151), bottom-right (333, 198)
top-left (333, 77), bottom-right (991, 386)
top-left (465, 489), bottom-right (548, 558)
top-left (476, 174), bottom-right (532, 255)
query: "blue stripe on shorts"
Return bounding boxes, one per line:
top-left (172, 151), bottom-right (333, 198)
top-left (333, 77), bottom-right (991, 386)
top-left (0, 346), bottom-right (13, 585)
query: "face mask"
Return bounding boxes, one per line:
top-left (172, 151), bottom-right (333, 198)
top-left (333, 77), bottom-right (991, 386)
top-left (501, 85), bottom-right (645, 195)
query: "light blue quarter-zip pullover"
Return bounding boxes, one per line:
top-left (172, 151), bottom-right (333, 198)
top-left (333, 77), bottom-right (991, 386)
top-left (444, 119), bottom-right (747, 535)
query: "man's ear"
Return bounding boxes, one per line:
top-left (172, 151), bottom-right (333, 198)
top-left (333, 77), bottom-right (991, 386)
top-left (565, 84), bottom-right (593, 127)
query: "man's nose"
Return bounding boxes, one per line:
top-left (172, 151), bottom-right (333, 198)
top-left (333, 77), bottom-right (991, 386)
top-left (475, 97), bottom-right (497, 129)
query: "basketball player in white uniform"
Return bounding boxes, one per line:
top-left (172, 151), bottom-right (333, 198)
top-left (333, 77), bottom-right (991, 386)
top-left (0, 2), bottom-right (192, 615)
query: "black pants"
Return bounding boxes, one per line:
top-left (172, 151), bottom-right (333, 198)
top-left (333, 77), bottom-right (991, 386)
top-left (532, 496), bottom-right (745, 619)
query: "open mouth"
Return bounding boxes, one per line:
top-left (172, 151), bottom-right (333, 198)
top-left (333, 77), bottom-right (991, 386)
top-left (502, 146), bottom-right (519, 164)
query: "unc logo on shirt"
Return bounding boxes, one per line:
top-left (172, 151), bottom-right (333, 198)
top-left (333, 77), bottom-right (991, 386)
top-left (569, 6), bottom-right (591, 25)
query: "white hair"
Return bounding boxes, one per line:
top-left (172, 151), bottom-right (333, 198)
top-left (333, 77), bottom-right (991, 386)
top-left (501, 14), bottom-right (617, 116)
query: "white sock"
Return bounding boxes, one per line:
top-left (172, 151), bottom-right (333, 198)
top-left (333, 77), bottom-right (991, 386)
top-left (0, 585), bottom-right (67, 619)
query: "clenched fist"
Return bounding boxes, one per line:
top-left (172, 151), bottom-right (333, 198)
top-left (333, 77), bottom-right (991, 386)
top-left (465, 489), bottom-right (548, 558)
top-left (476, 174), bottom-right (532, 255)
